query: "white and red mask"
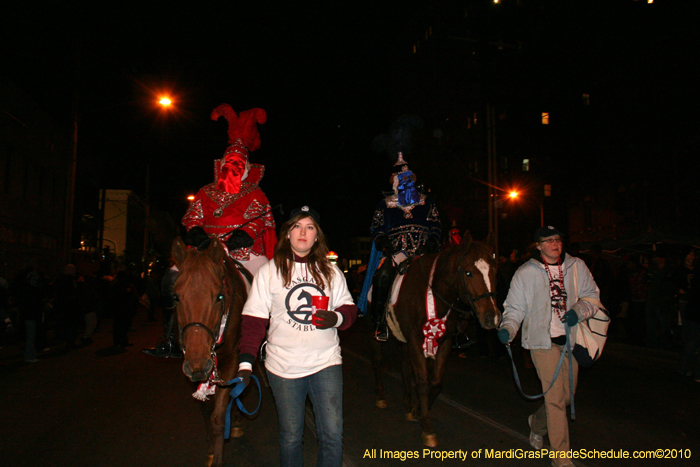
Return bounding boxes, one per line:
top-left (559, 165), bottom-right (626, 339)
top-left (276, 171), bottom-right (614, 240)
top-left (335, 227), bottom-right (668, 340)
top-left (217, 141), bottom-right (249, 194)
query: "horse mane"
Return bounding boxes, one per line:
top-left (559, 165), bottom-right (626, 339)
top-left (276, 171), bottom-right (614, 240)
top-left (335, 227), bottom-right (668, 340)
top-left (178, 248), bottom-right (222, 290)
top-left (442, 238), bottom-right (494, 276)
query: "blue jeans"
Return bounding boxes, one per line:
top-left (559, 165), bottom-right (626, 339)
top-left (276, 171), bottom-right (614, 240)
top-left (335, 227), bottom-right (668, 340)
top-left (267, 365), bottom-right (343, 467)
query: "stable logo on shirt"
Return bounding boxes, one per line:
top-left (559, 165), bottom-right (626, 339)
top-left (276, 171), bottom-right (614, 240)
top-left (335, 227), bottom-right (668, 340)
top-left (285, 283), bottom-right (327, 331)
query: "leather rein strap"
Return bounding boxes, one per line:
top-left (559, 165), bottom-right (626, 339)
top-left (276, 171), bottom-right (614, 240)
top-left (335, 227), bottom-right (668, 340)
top-left (418, 242), bottom-right (496, 318)
top-left (180, 261), bottom-right (234, 355)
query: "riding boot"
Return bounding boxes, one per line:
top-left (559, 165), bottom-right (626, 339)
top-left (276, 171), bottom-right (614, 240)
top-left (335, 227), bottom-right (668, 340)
top-left (142, 338), bottom-right (172, 357)
top-left (142, 310), bottom-right (181, 358)
top-left (371, 261), bottom-right (395, 342)
top-left (371, 299), bottom-right (389, 342)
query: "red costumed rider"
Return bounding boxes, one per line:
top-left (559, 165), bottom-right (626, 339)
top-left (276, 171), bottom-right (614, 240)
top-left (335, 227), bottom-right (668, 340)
top-left (182, 104), bottom-right (277, 275)
top-left (143, 104), bottom-right (277, 359)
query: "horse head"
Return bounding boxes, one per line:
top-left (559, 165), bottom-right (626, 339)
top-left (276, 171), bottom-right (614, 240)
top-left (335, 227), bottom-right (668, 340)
top-left (172, 236), bottom-right (230, 382)
top-left (453, 231), bottom-right (501, 329)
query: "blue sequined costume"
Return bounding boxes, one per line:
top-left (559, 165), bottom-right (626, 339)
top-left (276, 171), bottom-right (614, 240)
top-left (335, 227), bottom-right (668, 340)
top-left (358, 193), bottom-right (441, 313)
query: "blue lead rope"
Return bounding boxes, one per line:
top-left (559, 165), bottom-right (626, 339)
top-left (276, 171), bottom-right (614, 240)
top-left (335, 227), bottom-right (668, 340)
top-left (505, 342), bottom-right (566, 400)
top-left (504, 324), bottom-right (576, 419)
top-left (223, 375), bottom-right (262, 439)
top-left (565, 325), bottom-right (576, 420)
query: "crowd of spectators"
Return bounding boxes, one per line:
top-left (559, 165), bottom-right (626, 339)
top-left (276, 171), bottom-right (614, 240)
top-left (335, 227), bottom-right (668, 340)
top-left (0, 259), bottom-right (168, 362)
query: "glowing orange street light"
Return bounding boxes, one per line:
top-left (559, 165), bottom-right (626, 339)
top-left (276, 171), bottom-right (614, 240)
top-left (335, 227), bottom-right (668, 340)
top-left (327, 251), bottom-right (338, 265)
top-left (159, 97), bottom-right (172, 107)
top-left (187, 194), bottom-right (195, 201)
top-left (509, 191), bottom-right (519, 199)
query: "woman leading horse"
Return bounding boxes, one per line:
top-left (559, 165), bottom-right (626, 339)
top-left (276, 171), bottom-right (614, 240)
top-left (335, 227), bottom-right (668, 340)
top-left (236, 206), bottom-right (358, 467)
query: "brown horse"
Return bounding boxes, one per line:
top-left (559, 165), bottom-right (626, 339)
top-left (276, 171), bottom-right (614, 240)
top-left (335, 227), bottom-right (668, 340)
top-left (172, 237), bottom-right (250, 467)
top-left (371, 232), bottom-right (501, 447)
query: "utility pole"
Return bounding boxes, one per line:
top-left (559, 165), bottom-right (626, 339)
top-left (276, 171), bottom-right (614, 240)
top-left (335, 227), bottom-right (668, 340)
top-left (142, 164), bottom-right (151, 277)
top-left (486, 104), bottom-right (499, 259)
top-left (65, 38), bottom-right (80, 264)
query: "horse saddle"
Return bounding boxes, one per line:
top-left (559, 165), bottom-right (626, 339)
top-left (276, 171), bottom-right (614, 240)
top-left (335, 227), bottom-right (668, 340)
top-left (231, 259), bottom-right (254, 291)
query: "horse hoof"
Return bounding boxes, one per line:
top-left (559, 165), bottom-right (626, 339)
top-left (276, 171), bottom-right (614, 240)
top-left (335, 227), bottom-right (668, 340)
top-left (205, 454), bottom-right (214, 467)
top-left (376, 399), bottom-right (387, 409)
top-left (230, 427), bottom-right (244, 438)
top-left (422, 433), bottom-right (438, 448)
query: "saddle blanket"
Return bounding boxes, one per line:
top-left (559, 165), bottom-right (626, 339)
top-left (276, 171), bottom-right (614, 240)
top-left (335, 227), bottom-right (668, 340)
top-left (372, 256), bottom-right (449, 358)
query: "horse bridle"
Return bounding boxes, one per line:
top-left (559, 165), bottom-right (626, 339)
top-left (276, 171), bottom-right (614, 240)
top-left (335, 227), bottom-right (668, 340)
top-left (418, 243), bottom-right (497, 318)
top-left (178, 268), bottom-right (233, 357)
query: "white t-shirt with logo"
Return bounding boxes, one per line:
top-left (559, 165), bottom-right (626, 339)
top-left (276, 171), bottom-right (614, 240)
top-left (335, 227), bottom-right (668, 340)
top-left (242, 259), bottom-right (355, 378)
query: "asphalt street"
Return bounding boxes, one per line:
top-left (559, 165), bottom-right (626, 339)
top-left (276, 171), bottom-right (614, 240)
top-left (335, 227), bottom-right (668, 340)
top-left (1, 307), bottom-right (698, 467)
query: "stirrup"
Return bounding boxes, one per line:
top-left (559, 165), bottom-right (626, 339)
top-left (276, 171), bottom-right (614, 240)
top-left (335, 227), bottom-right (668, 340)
top-left (374, 324), bottom-right (389, 342)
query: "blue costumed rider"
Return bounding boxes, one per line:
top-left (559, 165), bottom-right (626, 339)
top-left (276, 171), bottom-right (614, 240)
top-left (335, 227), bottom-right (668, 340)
top-left (358, 116), bottom-right (441, 341)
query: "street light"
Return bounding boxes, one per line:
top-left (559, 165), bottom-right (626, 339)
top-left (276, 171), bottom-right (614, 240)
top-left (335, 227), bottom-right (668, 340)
top-left (140, 95), bottom-right (175, 276)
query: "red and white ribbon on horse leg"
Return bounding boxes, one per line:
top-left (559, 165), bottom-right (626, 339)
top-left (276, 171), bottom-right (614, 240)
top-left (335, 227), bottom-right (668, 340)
top-left (422, 254), bottom-right (450, 359)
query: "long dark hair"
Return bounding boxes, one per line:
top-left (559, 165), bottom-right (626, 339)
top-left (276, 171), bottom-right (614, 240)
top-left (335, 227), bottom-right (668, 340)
top-left (273, 213), bottom-right (333, 289)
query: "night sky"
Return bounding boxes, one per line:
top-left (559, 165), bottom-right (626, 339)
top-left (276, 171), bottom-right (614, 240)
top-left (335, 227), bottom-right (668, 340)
top-left (3, 1), bottom-right (699, 254)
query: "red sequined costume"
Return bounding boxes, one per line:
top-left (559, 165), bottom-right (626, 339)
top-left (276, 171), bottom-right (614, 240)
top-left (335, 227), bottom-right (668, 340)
top-left (182, 104), bottom-right (277, 264)
top-left (182, 160), bottom-right (277, 262)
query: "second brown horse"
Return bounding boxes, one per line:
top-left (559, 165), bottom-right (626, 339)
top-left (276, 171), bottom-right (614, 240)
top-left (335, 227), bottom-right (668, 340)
top-left (372, 232), bottom-right (501, 447)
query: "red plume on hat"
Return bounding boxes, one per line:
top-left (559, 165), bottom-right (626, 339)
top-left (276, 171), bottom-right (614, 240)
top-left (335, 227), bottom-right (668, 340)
top-left (211, 104), bottom-right (267, 153)
top-left (211, 104), bottom-right (267, 194)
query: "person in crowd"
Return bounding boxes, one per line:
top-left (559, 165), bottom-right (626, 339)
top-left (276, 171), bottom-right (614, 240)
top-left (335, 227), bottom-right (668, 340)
top-left (586, 244), bottom-right (613, 307)
top-left (236, 206), bottom-right (357, 467)
top-left (675, 249), bottom-right (700, 380)
top-left (0, 273), bottom-right (12, 335)
top-left (673, 249), bottom-right (695, 344)
top-left (143, 261), bottom-right (181, 358)
top-left (498, 226), bottom-right (602, 467)
top-left (358, 115), bottom-right (441, 341)
top-left (77, 269), bottom-right (100, 346)
top-left (145, 104), bottom-right (277, 358)
top-left (627, 255), bottom-right (649, 345)
top-left (644, 252), bottom-right (676, 349)
top-left (53, 264), bottom-right (80, 349)
top-left (16, 266), bottom-right (49, 363)
top-left (143, 270), bottom-right (160, 322)
top-left (111, 270), bottom-right (138, 349)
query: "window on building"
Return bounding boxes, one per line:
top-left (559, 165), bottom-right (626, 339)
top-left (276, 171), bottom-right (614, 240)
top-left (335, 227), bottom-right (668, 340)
top-left (582, 93), bottom-right (590, 105)
top-left (522, 159), bottom-right (530, 172)
top-left (541, 112), bottom-right (549, 125)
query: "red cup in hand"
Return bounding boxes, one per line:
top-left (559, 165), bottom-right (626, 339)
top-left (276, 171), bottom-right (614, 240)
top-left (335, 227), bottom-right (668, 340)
top-left (312, 295), bottom-right (329, 313)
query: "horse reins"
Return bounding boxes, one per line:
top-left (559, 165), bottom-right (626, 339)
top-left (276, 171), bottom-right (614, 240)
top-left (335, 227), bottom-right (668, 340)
top-left (179, 262), bottom-right (234, 357)
top-left (417, 243), bottom-right (497, 318)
